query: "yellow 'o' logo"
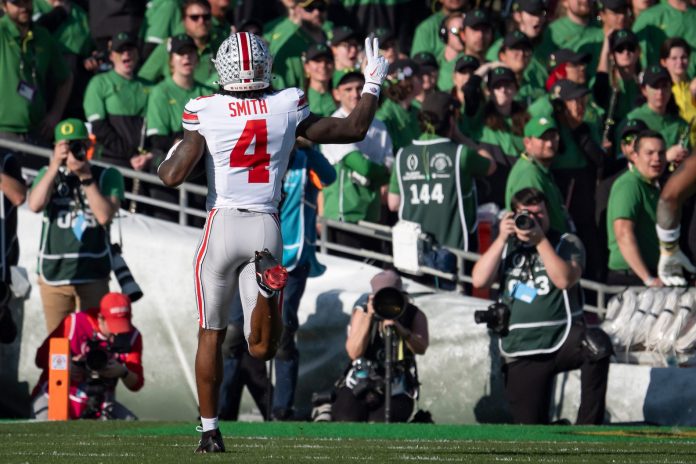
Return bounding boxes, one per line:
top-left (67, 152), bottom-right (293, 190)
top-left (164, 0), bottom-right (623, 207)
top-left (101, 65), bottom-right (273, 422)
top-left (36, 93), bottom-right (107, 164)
top-left (60, 123), bottom-right (74, 136)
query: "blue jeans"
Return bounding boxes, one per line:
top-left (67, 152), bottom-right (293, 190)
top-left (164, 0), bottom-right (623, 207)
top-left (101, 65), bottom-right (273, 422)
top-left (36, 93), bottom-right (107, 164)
top-left (272, 263), bottom-right (310, 418)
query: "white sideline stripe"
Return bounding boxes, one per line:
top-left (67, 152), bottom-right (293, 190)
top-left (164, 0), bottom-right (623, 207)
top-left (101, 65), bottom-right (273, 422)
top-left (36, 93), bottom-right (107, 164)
top-left (156, 301), bottom-right (198, 404)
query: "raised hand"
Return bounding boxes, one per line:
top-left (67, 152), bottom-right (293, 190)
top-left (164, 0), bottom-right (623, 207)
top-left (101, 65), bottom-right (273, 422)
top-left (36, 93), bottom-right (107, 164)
top-left (362, 37), bottom-right (389, 96)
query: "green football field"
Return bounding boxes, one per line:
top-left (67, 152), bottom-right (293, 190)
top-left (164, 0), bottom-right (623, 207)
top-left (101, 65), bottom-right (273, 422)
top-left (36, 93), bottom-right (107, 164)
top-left (2, 421), bottom-right (696, 463)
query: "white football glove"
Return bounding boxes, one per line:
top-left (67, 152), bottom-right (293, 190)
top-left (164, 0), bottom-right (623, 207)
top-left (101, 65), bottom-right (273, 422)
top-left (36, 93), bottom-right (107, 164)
top-left (658, 245), bottom-right (696, 286)
top-left (362, 37), bottom-right (388, 97)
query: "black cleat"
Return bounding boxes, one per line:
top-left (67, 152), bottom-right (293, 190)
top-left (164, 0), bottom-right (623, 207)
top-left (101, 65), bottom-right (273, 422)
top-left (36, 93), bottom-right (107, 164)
top-left (253, 249), bottom-right (288, 293)
top-left (195, 428), bottom-right (226, 453)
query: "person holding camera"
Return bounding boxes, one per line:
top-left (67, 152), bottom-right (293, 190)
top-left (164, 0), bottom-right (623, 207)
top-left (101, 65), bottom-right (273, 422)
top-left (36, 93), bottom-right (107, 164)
top-left (31, 292), bottom-right (143, 420)
top-left (28, 118), bottom-right (124, 334)
top-left (332, 270), bottom-right (429, 423)
top-left (472, 187), bottom-right (610, 425)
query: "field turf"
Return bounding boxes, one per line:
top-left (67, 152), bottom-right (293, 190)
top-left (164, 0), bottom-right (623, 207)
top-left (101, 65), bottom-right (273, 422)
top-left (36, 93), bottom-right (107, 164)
top-left (2, 421), bottom-right (696, 463)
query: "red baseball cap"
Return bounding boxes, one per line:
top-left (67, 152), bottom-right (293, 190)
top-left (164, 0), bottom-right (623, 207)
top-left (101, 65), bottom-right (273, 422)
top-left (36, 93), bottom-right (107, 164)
top-left (99, 292), bottom-right (133, 334)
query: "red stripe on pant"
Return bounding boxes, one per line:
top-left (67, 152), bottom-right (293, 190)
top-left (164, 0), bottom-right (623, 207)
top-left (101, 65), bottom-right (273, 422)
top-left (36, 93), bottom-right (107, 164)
top-left (194, 208), bottom-right (218, 328)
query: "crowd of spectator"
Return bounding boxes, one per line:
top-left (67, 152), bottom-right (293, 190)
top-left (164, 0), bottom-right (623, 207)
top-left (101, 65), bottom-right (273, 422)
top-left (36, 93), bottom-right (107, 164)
top-left (1, 0), bottom-right (696, 423)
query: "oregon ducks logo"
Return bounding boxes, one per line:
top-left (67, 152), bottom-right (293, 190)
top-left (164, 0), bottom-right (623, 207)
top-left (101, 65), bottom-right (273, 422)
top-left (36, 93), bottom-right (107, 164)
top-left (60, 122), bottom-right (75, 136)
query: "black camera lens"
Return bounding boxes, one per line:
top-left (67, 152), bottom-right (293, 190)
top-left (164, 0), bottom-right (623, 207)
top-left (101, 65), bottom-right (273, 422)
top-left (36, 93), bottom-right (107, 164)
top-left (514, 211), bottom-right (535, 230)
top-left (68, 140), bottom-right (87, 161)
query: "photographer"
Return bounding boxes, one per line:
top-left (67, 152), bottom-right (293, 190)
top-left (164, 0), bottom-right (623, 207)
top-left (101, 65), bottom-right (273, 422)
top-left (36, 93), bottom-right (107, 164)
top-left (28, 118), bottom-right (124, 333)
top-left (31, 292), bottom-right (144, 420)
top-left (332, 270), bottom-right (429, 423)
top-left (472, 188), bottom-right (610, 425)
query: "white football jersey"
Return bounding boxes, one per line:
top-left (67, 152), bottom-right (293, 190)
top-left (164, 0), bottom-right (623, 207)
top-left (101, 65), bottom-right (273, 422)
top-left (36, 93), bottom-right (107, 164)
top-left (182, 88), bottom-right (310, 213)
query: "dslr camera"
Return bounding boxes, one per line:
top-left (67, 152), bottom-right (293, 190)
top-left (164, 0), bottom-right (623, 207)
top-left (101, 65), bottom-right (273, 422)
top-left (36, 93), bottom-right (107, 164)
top-left (513, 210), bottom-right (536, 231)
top-left (77, 334), bottom-right (132, 419)
top-left (68, 140), bottom-right (88, 162)
top-left (474, 302), bottom-right (511, 336)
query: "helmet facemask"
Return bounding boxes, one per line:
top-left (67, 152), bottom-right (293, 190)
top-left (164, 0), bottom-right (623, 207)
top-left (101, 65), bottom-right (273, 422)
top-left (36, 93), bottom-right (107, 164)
top-left (213, 32), bottom-right (273, 92)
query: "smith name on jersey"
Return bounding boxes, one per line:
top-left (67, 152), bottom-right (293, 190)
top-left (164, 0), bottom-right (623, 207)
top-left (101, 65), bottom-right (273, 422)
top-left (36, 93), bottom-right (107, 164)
top-left (181, 88), bottom-right (310, 213)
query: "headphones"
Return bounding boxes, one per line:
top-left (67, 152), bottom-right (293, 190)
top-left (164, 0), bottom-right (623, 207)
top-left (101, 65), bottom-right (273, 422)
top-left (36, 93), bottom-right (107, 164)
top-left (438, 12), bottom-right (464, 44)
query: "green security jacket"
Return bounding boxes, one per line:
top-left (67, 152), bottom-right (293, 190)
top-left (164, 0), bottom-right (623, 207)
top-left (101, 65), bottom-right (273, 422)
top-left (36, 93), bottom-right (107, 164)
top-left (0, 15), bottom-right (70, 133)
top-left (389, 133), bottom-right (490, 251)
top-left (33, 166), bottom-right (125, 285)
top-left (500, 230), bottom-right (585, 357)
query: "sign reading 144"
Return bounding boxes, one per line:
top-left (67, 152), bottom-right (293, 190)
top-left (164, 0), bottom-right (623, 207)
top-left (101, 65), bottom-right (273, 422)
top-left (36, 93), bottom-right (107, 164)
top-left (408, 183), bottom-right (444, 205)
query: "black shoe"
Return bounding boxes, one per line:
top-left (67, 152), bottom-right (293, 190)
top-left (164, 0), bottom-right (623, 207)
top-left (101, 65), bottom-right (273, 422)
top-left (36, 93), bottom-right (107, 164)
top-left (253, 249), bottom-right (288, 294)
top-left (195, 428), bottom-right (226, 453)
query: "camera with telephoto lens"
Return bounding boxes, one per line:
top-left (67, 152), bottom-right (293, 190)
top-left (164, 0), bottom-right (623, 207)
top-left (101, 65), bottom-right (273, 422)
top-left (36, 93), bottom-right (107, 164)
top-left (68, 140), bottom-right (88, 161)
top-left (474, 302), bottom-right (511, 336)
top-left (77, 334), bottom-right (132, 419)
top-left (109, 243), bottom-right (143, 302)
top-left (372, 287), bottom-right (406, 320)
top-left (514, 210), bottom-right (536, 231)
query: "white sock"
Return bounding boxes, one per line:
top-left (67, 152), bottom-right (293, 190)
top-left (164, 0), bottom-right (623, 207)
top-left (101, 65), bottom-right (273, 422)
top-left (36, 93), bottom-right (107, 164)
top-left (201, 416), bottom-right (218, 432)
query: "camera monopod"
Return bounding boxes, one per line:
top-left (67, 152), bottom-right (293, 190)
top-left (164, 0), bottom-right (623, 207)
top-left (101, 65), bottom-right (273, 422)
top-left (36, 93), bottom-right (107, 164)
top-left (373, 287), bottom-right (406, 423)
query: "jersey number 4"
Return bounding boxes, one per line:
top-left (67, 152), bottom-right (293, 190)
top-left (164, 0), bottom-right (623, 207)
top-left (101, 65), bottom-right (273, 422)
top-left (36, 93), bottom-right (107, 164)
top-left (230, 119), bottom-right (270, 183)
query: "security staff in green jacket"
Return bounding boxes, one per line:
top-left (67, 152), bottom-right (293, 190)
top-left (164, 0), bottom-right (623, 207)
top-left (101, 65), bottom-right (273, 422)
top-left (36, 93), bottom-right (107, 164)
top-left (388, 91), bottom-right (496, 252)
top-left (139, 0), bottom-right (222, 87)
top-left (472, 187), bottom-right (610, 425)
top-left (27, 119), bottom-right (124, 334)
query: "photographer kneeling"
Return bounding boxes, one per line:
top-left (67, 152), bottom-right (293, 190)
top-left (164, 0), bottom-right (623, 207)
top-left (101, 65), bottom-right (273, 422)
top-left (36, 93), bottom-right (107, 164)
top-left (31, 292), bottom-right (144, 420)
top-left (332, 270), bottom-right (429, 423)
top-left (472, 188), bottom-right (611, 425)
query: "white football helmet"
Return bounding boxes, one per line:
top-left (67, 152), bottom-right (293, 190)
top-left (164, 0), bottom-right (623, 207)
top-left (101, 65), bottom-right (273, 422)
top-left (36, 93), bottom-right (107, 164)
top-left (213, 32), bottom-right (272, 91)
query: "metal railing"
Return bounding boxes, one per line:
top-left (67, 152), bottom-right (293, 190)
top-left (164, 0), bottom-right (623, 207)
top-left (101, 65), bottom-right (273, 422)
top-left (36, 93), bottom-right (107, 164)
top-left (0, 138), bottom-right (208, 225)
top-left (3, 137), bottom-right (627, 314)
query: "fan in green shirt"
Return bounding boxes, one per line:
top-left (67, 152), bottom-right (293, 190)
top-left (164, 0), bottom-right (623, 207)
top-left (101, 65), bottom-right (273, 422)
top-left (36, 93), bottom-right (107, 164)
top-left (496, 30), bottom-right (547, 105)
top-left (505, 115), bottom-right (572, 233)
top-left (485, 0), bottom-right (548, 65)
top-left (537, 0), bottom-right (604, 71)
top-left (33, 0), bottom-right (94, 57)
top-left (616, 65), bottom-right (690, 163)
top-left (410, 0), bottom-right (468, 57)
top-left (632, 0), bottom-right (696, 77)
top-left (606, 130), bottom-right (666, 286)
top-left (303, 44), bottom-right (337, 117)
top-left (264, 1), bottom-right (333, 90)
top-left (0, 6), bottom-right (72, 139)
top-left (377, 59), bottom-right (422, 152)
top-left (139, 1), bottom-right (222, 86)
top-left (434, 12), bottom-right (465, 92)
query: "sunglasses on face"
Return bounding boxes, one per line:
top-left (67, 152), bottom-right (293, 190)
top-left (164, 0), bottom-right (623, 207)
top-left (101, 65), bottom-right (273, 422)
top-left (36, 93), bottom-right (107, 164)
top-left (187, 13), bottom-right (211, 22)
top-left (303, 3), bottom-right (326, 12)
top-left (614, 45), bottom-right (636, 54)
